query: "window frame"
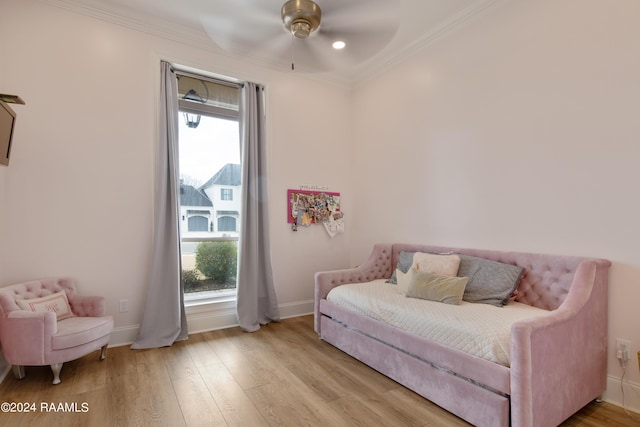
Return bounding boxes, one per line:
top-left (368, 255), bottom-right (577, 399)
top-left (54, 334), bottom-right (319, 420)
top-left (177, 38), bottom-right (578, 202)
top-left (176, 69), bottom-right (242, 304)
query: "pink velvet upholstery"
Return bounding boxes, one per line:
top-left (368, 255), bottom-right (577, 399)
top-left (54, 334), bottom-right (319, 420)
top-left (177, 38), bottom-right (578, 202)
top-left (315, 243), bottom-right (611, 427)
top-left (0, 278), bottom-right (113, 384)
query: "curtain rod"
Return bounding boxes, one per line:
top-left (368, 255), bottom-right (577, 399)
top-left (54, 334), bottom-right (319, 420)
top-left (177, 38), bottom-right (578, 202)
top-left (173, 68), bottom-right (244, 89)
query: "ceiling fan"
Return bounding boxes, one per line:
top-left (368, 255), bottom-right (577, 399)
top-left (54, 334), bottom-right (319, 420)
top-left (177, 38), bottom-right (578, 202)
top-left (281, 0), bottom-right (322, 40)
top-left (200, 0), bottom-right (401, 73)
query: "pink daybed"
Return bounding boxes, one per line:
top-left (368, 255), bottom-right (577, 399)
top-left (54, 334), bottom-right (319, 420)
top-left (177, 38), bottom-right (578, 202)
top-left (314, 243), bottom-right (611, 427)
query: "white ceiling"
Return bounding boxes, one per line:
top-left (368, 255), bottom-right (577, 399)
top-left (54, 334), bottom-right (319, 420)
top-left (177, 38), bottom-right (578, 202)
top-left (48, 0), bottom-right (498, 85)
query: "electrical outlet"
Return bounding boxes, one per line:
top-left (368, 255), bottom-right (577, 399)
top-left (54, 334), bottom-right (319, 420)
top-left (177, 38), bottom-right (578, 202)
top-left (616, 338), bottom-right (631, 367)
top-left (119, 299), bottom-right (129, 313)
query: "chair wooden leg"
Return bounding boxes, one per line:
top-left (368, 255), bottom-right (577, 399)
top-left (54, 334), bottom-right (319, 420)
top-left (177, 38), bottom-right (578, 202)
top-left (99, 344), bottom-right (108, 360)
top-left (50, 363), bottom-right (63, 385)
top-left (12, 365), bottom-right (25, 380)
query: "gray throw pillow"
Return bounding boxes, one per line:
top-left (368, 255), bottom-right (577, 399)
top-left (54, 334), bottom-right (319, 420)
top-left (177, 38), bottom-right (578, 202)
top-left (387, 251), bottom-right (415, 284)
top-left (457, 255), bottom-right (524, 307)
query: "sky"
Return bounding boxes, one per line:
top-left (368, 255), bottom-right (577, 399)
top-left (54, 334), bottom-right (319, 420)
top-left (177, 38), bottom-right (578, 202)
top-left (178, 114), bottom-right (240, 188)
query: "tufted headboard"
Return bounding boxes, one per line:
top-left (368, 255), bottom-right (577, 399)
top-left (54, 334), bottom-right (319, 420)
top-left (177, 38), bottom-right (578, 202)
top-left (390, 244), bottom-right (611, 311)
top-left (0, 278), bottom-right (78, 316)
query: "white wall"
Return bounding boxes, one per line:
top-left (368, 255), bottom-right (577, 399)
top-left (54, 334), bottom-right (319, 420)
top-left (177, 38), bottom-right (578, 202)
top-left (352, 0), bottom-right (640, 411)
top-left (0, 1), bottom-right (353, 342)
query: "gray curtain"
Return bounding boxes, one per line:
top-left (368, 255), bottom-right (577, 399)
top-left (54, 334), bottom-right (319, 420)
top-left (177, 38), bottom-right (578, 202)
top-left (236, 82), bottom-right (280, 332)
top-left (131, 61), bottom-right (188, 349)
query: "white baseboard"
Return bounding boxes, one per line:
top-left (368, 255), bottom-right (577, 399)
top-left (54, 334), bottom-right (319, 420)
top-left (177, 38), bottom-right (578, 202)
top-left (185, 298), bottom-right (314, 335)
top-left (109, 324), bottom-right (141, 347)
top-left (185, 304), bottom-right (238, 336)
top-left (277, 299), bottom-right (314, 320)
top-left (602, 374), bottom-right (640, 414)
top-left (108, 298), bottom-right (314, 348)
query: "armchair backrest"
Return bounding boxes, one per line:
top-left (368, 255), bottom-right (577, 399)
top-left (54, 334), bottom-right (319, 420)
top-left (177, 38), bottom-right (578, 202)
top-left (0, 278), bottom-right (78, 317)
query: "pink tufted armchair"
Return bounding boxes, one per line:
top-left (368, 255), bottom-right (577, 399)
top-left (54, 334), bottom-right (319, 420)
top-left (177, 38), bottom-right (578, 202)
top-left (0, 278), bottom-right (113, 384)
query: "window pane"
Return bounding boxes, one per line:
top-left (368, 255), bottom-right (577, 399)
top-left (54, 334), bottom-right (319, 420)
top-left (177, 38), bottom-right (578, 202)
top-left (188, 216), bottom-right (209, 232)
top-left (179, 113), bottom-right (240, 295)
top-left (221, 188), bottom-right (233, 200)
top-left (218, 216), bottom-right (236, 232)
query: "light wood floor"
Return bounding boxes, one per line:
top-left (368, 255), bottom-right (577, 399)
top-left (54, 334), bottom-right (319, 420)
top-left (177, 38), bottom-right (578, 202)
top-left (0, 315), bottom-right (637, 426)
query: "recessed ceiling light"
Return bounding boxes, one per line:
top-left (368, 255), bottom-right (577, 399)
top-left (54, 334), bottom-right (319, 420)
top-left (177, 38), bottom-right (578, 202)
top-left (332, 41), bottom-right (346, 50)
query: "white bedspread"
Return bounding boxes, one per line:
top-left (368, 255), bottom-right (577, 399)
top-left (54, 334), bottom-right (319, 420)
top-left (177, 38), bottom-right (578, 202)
top-left (326, 279), bottom-right (548, 367)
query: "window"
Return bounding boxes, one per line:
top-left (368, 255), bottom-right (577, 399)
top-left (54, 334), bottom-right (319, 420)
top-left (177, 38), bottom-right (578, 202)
top-left (217, 216), bottom-right (236, 232)
top-left (221, 188), bottom-right (233, 200)
top-left (176, 70), bottom-right (242, 297)
top-left (187, 216), bottom-right (209, 232)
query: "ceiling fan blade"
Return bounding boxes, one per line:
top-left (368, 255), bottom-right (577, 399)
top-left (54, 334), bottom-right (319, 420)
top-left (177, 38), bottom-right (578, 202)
top-left (201, 16), bottom-right (281, 54)
top-left (199, 0), bottom-right (283, 54)
top-left (315, 0), bottom-right (401, 64)
top-left (292, 37), bottom-right (334, 72)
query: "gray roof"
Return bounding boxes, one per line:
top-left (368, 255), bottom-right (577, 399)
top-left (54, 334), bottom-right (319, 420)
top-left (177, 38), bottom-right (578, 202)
top-left (200, 163), bottom-right (241, 190)
top-left (180, 184), bottom-right (212, 207)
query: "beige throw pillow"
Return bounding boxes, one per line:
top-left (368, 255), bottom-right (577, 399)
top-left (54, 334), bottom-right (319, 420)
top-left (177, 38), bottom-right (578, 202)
top-left (412, 252), bottom-right (461, 276)
top-left (16, 290), bottom-right (74, 320)
top-left (405, 268), bottom-right (469, 305)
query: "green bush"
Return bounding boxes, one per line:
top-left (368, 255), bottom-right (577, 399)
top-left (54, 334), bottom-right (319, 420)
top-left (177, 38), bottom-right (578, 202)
top-left (182, 269), bottom-right (200, 292)
top-left (195, 241), bottom-right (238, 283)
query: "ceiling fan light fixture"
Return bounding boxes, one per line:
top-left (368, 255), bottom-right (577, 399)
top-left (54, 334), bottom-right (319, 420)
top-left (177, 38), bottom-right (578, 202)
top-left (290, 20), bottom-right (312, 39)
top-left (281, 0), bottom-right (321, 39)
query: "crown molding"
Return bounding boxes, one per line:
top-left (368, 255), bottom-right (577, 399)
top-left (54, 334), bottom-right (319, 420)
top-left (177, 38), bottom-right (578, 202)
top-left (46, 0), bottom-right (218, 51)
